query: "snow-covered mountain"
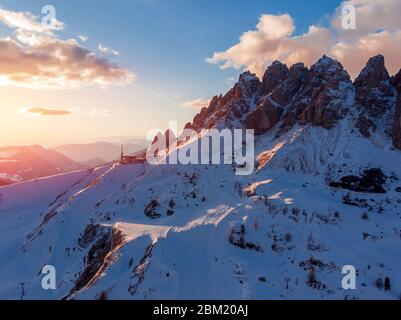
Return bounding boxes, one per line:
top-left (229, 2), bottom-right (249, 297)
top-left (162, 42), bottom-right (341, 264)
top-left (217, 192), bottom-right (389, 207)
top-left (0, 145), bottom-right (82, 186)
top-left (1, 55), bottom-right (401, 300)
top-left (52, 140), bottom-right (148, 164)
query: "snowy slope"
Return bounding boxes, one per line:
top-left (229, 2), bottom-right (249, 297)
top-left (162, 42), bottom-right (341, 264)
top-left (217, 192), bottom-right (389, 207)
top-left (0, 55), bottom-right (401, 300)
top-left (0, 145), bottom-right (83, 185)
top-left (0, 124), bottom-right (400, 300)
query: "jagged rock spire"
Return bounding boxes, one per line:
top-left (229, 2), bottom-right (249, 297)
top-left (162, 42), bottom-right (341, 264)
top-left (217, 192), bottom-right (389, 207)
top-left (260, 60), bottom-right (289, 96)
top-left (355, 54), bottom-right (390, 88)
top-left (182, 54), bottom-right (401, 151)
top-left (354, 54), bottom-right (396, 139)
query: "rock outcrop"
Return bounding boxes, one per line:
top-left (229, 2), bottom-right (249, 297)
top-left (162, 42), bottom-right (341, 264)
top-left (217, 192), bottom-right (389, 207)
top-left (286, 56), bottom-right (353, 129)
top-left (179, 54), bottom-right (401, 151)
top-left (191, 71), bottom-right (260, 130)
top-left (354, 55), bottom-right (397, 137)
top-left (392, 69), bottom-right (401, 149)
top-left (246, 97), bottom-right (283, 135)
top-left (355, 54), bottom-right (394, 117)
top-left (246, 62), bottom-right (308, 134)
top-left (259, 61), bottom-right (289, 96)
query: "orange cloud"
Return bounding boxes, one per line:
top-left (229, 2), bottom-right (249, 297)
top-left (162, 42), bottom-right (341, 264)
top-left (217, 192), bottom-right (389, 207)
top-left (23, 107), bottom-right (71, 116)
top-left (206, 15), bottom-right (332, 78)
top-left (207, 0), bottom-right (401, 79)
top-left (0, 8), bottom-right (134, 88)
top-left (182, 98), bottom-right (211, 110)
top-left (19, 106), bottom-right (118, 117)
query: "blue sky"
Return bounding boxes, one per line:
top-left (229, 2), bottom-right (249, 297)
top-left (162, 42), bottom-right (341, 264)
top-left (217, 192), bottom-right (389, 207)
top-left (0, 0), bottom-right (382, 145)
top-left (1, 0), bottom-right (340, 86)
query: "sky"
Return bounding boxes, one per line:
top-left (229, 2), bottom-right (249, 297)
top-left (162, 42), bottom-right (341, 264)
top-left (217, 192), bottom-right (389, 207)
top-left (0, 0), bottom-right (400, 146)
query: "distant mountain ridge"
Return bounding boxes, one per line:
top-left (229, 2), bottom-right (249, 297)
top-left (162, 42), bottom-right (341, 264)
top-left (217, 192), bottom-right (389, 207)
top-left (0, 145), bottom-right (82, 186)
top-left (52, 141), bottom-right (148, 164)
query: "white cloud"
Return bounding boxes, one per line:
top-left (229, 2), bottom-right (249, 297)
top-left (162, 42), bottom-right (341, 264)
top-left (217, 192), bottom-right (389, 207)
top-left (255, 14), bottom-right (294, 40)
top-left (206, 14), bottom-right (332, 77)
top-left (332, 30), bottom-right (401, 78)
top-left (98, 44), bottom-right (119, 56)
top-left (0, 8), bottom-right (63, 33)
top-left (0, 8), bottom-right (132, 88)
top-left (78, 35), bottom-right (88, 42)
top-left (332, 0), bottom-right (401, 40)
top-left (207, 0), bottom-right (401, 78)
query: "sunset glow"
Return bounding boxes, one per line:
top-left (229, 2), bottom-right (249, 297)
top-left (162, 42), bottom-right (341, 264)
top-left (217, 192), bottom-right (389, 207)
top-left (0, 0), bottom-right (400, 147)
top-left (1, 0), bottom-right (401, 303)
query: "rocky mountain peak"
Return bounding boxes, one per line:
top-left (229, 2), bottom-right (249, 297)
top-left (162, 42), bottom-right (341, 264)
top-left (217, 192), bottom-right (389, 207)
top-left (354, 55), bottom-right (396, 137)
top-left (235, 71), bottom-right (261, 97)
top-left (278, 55), bottom-right (353, 130)
top-left (183, 54), bottom-right (401, 151)
top-left (188, 71), bottom-right (260, 131)
top-left (260, 61), bottom-right (289, 96)
top-left (238, 70), bottom-right (258, 83)
top-left (289, 62), bottom-right (308, 76)
top-left (309, 55), bottom-right (350, 82)
top-left (246, 62), bottom-right (308, 135)
top-left (287, 62), bottom-right (309, 92)
top-left (315, 54), bottom-right (338, 65)
top-left (355, 54), bottom-right (390, 88)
